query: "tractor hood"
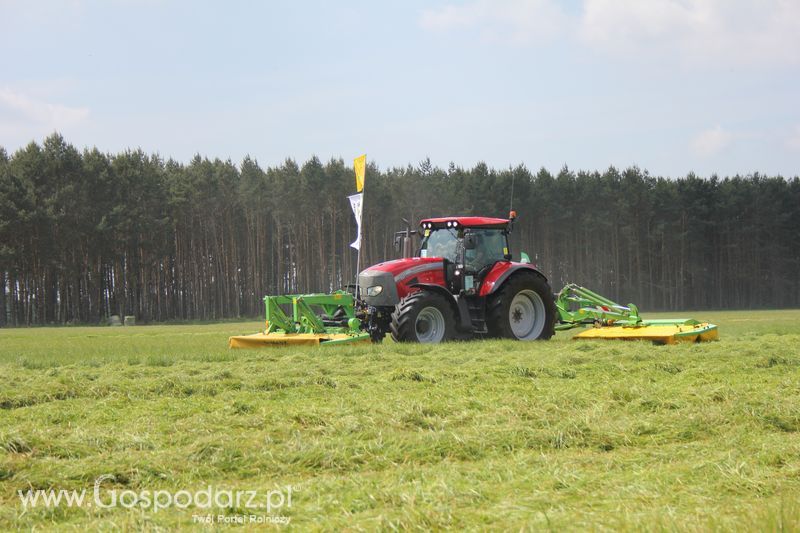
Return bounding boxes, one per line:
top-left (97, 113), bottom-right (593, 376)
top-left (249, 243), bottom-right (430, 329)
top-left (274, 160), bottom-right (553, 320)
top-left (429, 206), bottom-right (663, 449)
top-left (362, 257), bottom-right (442, 278)
top-left (358, 257), bottom-right (444, 306)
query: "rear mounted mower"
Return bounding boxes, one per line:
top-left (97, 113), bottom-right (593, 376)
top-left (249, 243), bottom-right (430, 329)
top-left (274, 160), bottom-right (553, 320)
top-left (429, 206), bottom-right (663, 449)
top-left (229, 213), bottom-right (718, 347)
top-left (555, 284), bottom-right (717, 344)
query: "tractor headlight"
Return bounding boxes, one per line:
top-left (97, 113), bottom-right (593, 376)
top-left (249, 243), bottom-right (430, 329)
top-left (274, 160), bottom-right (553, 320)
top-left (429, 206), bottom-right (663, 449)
top-left (366, 285), bottom-right (383, 297)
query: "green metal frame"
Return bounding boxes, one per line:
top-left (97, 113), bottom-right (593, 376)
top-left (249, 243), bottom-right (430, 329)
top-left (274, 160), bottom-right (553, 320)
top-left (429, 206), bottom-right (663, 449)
top-left (554, 283), bottom-right (703, 332)
top-left (264, 290), bottom-right (362, 335)
top-left (555, 283), bottom-right (643, 331)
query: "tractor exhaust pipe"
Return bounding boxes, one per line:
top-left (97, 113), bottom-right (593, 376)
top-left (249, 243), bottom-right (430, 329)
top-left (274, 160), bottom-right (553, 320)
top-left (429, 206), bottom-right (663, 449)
top-left (394, 218), bottom-right (416, 259)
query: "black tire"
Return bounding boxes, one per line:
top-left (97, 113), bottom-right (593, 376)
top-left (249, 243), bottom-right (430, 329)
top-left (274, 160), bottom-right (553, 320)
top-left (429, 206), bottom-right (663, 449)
top-left (390, 290), bottom-right (456, 343)
top-left (486, 271), bottom-right (556, 340)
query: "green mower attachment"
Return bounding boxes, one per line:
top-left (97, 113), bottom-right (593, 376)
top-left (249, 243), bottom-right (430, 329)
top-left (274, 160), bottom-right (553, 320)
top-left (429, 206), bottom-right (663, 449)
top-left (555, 283), bottom-right (718, 344)
top-left (229, 291), bottom-right (370, 348)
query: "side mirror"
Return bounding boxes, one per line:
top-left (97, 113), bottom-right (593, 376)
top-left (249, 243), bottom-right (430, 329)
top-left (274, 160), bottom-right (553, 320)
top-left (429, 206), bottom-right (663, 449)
top-left (464, 233), bottom-right (477, 250)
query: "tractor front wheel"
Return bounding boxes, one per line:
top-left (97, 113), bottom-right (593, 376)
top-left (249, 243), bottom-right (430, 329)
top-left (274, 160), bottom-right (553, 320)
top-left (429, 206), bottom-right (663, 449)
top-left (487, 272), bottom-right (556, 340)
top-left (391, 290), bottom-right (455, 343)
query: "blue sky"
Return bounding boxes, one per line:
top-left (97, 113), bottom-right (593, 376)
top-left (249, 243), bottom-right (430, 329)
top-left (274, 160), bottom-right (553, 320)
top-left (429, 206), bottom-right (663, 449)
top-left (1, 0), bottom-right (798, 177)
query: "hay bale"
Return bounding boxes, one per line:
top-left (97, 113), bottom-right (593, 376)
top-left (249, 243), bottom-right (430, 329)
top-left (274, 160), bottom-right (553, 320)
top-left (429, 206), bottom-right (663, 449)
top-left (109, 315), bottom-right (122, 326)
top-left (124, 315), bottom-right (136, 326)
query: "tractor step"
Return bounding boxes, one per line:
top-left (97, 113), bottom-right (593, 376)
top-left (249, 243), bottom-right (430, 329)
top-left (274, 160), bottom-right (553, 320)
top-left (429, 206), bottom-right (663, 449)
top-left (466, 296), bottom-right (487, 333)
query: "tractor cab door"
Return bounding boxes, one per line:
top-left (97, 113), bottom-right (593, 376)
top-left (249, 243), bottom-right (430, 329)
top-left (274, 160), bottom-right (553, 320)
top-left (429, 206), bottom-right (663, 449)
top-left (463, 228), bottom-right (509, 290)
top-left (419, 226), bottom-right (461, 294)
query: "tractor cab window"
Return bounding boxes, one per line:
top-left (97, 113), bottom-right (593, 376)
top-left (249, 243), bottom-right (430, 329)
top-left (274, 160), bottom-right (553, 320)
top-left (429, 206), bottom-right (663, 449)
top-left (420, 228), bottom-right (459, 263)
top-left (465, 229), bottom-right (507, 273)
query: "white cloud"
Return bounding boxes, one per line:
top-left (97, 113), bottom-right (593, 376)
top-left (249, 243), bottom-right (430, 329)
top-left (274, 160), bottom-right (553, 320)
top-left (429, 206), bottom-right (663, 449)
top-left (419, 1), bottom-right (800, 66)
top-left (786, 126), bottom-right (800, 152)
top-left (0, 88), bottom-right (89, 126)
top-left (419, 0), bottom-right (568, 45)
top-left (691, 125), bottom-right (733, 157)
top-left (579, 0), bottom-right (800, 67)
top-left (0, 87), bottom-right (89, 145)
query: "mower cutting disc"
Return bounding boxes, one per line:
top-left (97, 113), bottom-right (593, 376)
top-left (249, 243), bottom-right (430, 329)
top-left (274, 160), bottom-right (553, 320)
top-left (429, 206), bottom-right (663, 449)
top-left (229, 331), bottom-right (370, 348)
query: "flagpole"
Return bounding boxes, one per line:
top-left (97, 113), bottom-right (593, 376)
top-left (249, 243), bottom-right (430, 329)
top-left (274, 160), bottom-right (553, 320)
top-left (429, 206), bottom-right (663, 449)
top-left (353, 155), bottom-right (366, 301)
top-left (354, 198), bottom-right (362, 300)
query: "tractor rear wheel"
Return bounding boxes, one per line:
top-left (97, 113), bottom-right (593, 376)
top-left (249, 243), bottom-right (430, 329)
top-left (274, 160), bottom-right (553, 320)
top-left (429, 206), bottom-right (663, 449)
top-left (487, 271), bottom-right (556, 340)
top-left (391, 290), bottom-right (455, 343)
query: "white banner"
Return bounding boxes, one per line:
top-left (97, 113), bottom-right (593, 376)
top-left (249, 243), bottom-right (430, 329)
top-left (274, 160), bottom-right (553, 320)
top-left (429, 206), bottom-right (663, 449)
top-left (348, 193), bottom-right (363, 250)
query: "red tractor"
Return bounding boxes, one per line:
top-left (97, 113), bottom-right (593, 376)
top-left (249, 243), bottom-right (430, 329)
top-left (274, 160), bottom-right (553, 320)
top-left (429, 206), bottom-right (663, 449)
top-left (358, 212), bottom-right (557, 343)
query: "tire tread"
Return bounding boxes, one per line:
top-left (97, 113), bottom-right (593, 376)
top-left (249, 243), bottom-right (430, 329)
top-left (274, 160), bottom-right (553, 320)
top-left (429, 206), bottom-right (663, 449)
top-left (390, 290), bottom-right (455, 343)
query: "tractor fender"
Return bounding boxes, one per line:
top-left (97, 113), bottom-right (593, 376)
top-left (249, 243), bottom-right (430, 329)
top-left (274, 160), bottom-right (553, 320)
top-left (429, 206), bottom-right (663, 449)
top-left (409, 283), bottom-right (472, 332)
top-left (478, 263), bottom-right (548, 297)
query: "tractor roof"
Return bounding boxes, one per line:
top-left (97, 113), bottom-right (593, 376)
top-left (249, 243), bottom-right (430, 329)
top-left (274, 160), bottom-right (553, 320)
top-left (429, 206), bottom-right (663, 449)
top-left (420, 216), bottom-right (509, 229)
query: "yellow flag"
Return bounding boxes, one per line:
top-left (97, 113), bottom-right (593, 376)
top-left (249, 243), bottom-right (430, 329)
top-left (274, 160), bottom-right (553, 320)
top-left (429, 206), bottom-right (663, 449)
top-left (354, 154), bottom-right (366, 192)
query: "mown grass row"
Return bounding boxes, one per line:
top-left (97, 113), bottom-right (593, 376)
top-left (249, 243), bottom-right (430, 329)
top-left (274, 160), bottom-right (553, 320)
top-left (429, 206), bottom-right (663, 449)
top-left (1, 310), bottom-right (799, 530)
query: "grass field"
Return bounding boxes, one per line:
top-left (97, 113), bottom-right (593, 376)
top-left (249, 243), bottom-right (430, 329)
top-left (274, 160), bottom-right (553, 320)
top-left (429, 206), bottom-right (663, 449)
top-left (2, 310), bottom-right (800, 531)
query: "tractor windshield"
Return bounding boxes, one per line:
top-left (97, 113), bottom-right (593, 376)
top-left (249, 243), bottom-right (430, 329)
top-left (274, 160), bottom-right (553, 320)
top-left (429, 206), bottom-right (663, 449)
top-left (419, 228), bottom-right (459, 263)
top-left (419, 227), bottom-right (508, 268)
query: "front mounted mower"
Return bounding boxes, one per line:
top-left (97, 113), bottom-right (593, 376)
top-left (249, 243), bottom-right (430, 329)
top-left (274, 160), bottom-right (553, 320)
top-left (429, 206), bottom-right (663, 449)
top-left (229, 291), bottom-right (369, 347)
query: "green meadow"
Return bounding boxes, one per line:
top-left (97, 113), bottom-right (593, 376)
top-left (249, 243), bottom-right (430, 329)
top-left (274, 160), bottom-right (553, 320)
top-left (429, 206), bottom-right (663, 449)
top-left (1, 310), bottom-right (799, 530)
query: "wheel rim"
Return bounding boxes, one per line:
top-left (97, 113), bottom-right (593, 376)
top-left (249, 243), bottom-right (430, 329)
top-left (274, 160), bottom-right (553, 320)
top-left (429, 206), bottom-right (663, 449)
top-left (415, 306), bottom-right (446, 343)
top-left (509, 289), bottom-right (546, 340)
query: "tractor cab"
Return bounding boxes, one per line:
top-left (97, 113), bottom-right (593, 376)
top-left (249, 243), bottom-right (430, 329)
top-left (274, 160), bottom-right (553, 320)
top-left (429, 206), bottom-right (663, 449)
top-left (418, 216), bottom-right (513, 294)
top-left (420, 218), bottom-right (510, 265)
